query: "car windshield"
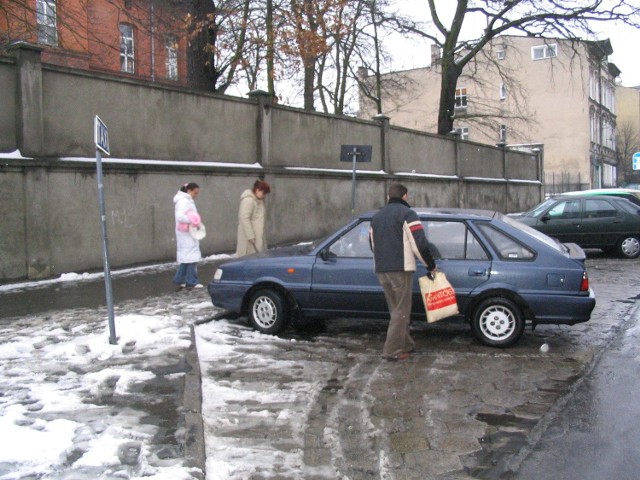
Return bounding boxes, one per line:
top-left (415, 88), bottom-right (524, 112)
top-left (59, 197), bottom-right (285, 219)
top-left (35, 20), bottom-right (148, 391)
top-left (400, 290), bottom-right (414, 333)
top-left (500, 214), bottom-right (565, 252)
top-left (522, 198), bottom-right (556, 217)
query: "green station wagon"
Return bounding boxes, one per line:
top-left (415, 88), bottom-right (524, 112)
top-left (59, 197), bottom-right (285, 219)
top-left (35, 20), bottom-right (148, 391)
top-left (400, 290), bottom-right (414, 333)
top-left (511, 194), bottom-right (640, 259)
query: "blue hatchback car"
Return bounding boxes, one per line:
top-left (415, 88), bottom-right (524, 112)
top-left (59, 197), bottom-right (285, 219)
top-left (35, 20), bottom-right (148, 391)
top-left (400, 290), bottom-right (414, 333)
top-left (208, 208), bottom-right (596, 347)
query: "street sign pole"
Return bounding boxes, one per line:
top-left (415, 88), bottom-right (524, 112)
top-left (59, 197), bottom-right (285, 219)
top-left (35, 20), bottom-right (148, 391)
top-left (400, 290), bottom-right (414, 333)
top-left (94, 116), bottom-right (116, 345)
top-left (350, 147), bottom-right (361, 216)
top-left (340, 145), bottom-right (372, 216)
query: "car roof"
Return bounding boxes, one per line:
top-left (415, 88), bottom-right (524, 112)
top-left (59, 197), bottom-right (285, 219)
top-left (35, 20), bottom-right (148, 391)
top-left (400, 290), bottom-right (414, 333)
top-left (360, 207), bottom-right (500, 220)
top-left (551, 194), bottom-right (628, 201)
top-left (562, 188), bottom-right (640, 197)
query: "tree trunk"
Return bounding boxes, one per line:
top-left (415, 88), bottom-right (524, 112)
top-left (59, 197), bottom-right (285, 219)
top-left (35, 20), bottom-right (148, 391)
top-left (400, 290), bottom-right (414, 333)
top-left (437, 61), bottom-right (461, 135)
top-left (266, 0), bottom-right (276, 97)
top-left (302, 0), bottom-right (316, 110)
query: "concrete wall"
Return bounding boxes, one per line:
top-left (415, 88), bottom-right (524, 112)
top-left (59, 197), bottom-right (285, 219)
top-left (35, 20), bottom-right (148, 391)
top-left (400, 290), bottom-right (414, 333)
top-left (270, 108), bottom-right (383, 170)
top-left (42, 68), bottom-right (258, 162)
top-left (389, 128), bottom-right (455, 175)
top-left (0, 44), bottom-right (543, 282)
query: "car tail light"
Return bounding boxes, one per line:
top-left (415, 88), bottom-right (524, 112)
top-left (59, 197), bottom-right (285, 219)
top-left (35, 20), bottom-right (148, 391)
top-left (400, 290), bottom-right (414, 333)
top-left (580, 271), bottom-right (589, 292)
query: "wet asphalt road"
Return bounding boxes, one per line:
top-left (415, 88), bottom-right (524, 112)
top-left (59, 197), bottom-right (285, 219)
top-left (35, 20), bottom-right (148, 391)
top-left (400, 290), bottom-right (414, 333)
top-left (2, 251), bottom-right (639, 479)
top-left (202, 252), bottom-right (640, 479)
top-left (514, 302), bottom-right (640, 480)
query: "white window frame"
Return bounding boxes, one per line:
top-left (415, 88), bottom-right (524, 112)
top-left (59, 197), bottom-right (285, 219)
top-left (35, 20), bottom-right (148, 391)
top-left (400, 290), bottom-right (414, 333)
top-left (499, 83), bottom-right (506, 100)
top-left (454, 127), bottom-right (469, 140)
top-left (602, 163), bottom-right (617, 188)
top-left (531, 44), bottom-right (557, 60)
top-left (455, 87), bottom-right (467, 109)
top-left (165, 36), bottom-right (178, 81)
top-left (590, 110), bottom-right (598, 144)
top-left (499, 124), bottom-right (507, 143)
top-left (496, 49), bottom-right (505, 60)
top-left (119, 24), bottom-right (135, 74)
top-left (589, 69), bottom-right (600, 100)
top-left (36, 0), bottom-right (57, 46)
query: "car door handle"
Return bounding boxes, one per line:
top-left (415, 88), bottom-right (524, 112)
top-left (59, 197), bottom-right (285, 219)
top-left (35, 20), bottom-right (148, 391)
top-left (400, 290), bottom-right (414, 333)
top-left (468, 268), bottom-right (487, 277)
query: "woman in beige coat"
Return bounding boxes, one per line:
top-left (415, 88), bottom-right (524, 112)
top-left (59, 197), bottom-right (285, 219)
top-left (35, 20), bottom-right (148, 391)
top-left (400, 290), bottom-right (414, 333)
top-left (236, 180), bottom-right (271, 257)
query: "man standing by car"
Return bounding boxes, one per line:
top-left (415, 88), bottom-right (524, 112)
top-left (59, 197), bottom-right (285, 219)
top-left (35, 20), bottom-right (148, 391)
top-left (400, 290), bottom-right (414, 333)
top-left (370, 182), bottom-right (437, 361)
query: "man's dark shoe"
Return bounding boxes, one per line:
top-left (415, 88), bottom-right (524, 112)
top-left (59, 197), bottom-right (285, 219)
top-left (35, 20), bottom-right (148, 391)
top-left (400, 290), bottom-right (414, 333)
top-left (384, 352), bottom-right (411, 362)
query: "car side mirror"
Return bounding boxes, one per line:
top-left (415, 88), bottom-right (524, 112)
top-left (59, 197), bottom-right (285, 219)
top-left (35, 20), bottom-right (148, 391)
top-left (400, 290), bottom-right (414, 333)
top-left (541, 215), bottom-right (551, 223)
top-left (320, 248), bottom-right (335, 262)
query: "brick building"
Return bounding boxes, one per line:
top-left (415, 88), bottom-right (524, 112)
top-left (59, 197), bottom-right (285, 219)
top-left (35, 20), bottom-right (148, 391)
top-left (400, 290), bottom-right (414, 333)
top-left (1, 0), bottom-right (188, 85)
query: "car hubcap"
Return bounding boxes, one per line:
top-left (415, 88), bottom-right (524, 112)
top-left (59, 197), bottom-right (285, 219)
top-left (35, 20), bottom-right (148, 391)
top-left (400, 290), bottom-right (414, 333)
top-left (621, 237), bottom-right (640, 257)
top-left (479, 306), bottom-right (515, 341)
top-left (252, 296), bottom-right (277, 328)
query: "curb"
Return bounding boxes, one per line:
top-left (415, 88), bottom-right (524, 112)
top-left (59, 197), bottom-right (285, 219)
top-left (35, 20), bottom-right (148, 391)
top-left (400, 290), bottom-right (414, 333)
top-left (183, 324), bottom-right (206, 479)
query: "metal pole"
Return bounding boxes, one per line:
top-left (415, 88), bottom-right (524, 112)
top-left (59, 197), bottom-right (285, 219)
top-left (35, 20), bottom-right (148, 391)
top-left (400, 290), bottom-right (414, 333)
top-left (351, 147), bottom-right (357, 216)
top-left (96, 149), bottom-right (117, 344)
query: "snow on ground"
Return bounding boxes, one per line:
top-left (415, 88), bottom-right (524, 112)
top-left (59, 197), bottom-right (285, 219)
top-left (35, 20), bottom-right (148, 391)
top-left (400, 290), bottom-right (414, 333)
top-left (0, 306), bottom-right (204, 479)
top-left (194, 317), bottom-right (381, 480)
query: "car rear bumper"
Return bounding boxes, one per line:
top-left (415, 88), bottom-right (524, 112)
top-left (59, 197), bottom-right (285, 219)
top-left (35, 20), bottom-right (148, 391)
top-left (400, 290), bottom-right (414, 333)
top-left (524, 288), bottom-right (596, 325)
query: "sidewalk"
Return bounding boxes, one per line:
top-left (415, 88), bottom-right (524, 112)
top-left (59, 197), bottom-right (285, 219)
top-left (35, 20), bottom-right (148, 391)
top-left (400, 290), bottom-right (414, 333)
top-left (0, 258), bottom-right (224, 319)
top-left (0, 258), bottom-right (227, 480)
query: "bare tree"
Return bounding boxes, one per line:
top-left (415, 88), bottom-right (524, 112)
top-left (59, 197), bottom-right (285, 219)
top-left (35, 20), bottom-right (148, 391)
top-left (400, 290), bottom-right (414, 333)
top-left (185, 0), bottom-right (254, 92)
top-left (397, 0), bottom-right (640, 135)
top-left (314, 0), bottom-right (414, 116)
top-left (616, 120), bottom-right (640, 185)
top-left (315, 0), bottom-right (374, 115)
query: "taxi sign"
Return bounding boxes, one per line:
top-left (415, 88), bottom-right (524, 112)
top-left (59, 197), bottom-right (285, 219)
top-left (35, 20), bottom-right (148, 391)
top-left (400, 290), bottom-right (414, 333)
top-left (94, 115), bottom-right (110, 155)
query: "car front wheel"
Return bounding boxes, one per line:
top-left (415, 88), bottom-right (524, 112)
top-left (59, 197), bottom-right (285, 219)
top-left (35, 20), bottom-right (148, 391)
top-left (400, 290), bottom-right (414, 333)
top-left (470, 297), bottom-right (525, 348)
top-left (617, 235), bottom-right (640, 259)
top-left (248, 289), bottom-right (289, 334)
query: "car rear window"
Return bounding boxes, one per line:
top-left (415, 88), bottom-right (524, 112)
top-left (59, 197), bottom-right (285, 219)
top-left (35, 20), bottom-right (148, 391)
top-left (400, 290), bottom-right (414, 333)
top-left (584, 198), bottom-right (617, 218)
top-left (500, 214), bottom-right (564, 252)
top-left (477, 224), bottom-right (535, 260)
top-left (616, 199), bottom-right (640, 215)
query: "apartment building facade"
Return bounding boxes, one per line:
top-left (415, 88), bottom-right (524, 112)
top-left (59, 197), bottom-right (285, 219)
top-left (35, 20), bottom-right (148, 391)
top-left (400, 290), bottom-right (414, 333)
top-left (1, 0), bottom-right (188, 85)
top-left (359, 35), bottom-right (621, 192)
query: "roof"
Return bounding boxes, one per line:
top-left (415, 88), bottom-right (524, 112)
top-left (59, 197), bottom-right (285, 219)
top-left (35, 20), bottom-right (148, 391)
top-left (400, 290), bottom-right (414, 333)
top-left (562, 188), bottom-right (640, 195)
top-left (360, 207), bottom-right (500, 220)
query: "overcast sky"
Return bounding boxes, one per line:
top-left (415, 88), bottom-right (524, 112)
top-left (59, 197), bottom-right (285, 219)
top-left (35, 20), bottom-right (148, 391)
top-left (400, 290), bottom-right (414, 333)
top-left (391, 0), bottom-right (640, 88)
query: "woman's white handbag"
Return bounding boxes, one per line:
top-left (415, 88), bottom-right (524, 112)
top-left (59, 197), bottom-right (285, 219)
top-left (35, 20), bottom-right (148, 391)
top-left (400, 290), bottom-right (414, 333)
top-left (189, 223), bottom-right (206, 240)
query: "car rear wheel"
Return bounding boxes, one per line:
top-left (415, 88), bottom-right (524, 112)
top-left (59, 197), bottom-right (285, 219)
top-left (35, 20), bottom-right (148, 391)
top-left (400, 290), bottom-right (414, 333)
top-left (248, 289), bottom-right (289, 334)
top-left (470, 297), bottom-right (525, 348)
top-left (617, 235), bottom-right (640, 259)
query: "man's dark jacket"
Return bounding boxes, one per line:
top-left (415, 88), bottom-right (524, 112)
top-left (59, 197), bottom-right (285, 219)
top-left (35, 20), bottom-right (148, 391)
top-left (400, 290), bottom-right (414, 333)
top-left (369, 198), bottom-right (436, 273)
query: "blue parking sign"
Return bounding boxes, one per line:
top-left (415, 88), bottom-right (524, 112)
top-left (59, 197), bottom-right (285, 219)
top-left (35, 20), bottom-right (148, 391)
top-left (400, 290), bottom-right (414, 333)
top-left (633, 152), bottom-right (640, 171)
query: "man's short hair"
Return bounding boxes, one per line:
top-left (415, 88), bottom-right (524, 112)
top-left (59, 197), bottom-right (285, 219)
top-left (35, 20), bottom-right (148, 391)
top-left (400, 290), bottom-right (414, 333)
top-left (388, 182), bottom-right (407, 199)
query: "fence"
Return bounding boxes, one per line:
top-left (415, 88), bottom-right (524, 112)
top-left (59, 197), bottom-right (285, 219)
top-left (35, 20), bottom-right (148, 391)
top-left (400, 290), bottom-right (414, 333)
top-left (544, 172), bottom-right (590, 196)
